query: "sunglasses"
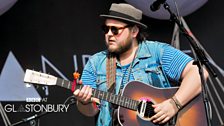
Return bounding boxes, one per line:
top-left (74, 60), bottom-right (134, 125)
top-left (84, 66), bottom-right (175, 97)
top-left (101, 25), bottom-right (132, 35)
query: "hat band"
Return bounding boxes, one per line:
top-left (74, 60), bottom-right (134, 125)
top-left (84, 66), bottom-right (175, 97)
top-left (109, 10), bottom-right (140, 22)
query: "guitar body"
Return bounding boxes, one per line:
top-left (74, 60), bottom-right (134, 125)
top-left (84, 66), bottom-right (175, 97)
top-left (117, 81), bottom-right (207, 126)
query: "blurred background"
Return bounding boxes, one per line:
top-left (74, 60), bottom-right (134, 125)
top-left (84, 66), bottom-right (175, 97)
top-left (0, 0), bottom-right (223, 126)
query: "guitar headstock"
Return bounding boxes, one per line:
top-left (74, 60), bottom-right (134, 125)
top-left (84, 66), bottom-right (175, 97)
top-left (24, 69), bottom-right (57, 86)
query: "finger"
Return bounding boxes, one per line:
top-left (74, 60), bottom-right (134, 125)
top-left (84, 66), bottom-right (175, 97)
top-left (73, 89), bottom-right (80, 96)
top-left (81, 86), bottom-right (90, 99)
top-left (83, 87), bottom-right (92, 102)
top-left (154, 105), bottom-right (161, 113)
top-left (153, 114), bottom-right (166, 123)
top-left (159, 116), bottom-right (170, 124)
top-left (91, 98), bottom-right (100, 104)
top-left (152, 104), bottom-right (157, 108)
top-left (79, 85), bottom-right (88, 96)
top-left (151, 111), bottom-right (164, 121)
top-left (88, 87), bottom-right (92, 97)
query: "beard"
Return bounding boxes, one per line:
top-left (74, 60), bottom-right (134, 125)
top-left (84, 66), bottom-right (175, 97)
top-left (106, 37), bottom-right (133, 55)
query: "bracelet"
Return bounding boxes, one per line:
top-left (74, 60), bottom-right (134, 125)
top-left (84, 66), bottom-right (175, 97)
top-left (171, 96), bottom-right (183, 110)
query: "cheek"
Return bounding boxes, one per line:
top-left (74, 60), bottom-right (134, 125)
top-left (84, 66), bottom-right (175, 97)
top-left (116, 33), bottom-right (128, 43)
top-left (105, 36), bottom-right (111, 45)
top-left (105, 35), bottom-right (108, 41)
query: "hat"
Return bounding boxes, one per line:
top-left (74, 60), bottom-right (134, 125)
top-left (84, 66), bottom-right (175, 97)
top-left (100, 3), bottom-right (147, 29)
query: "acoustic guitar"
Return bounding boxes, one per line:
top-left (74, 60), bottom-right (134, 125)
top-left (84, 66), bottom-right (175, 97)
top-left (24, 69), bottom-right (207, 126)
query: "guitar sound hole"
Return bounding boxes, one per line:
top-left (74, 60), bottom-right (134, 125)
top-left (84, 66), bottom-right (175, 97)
top-left (137, 100), bottom-right (178, 126)
top-left (137, 99), bottom-right (156, 120)
top-left (145, 101), bottom-right (155, 118)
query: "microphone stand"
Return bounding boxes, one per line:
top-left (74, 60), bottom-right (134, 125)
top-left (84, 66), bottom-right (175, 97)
top-left (10, 112), bottom-right (47, 126)
top-left (162, 2), bottom-right (217, 126)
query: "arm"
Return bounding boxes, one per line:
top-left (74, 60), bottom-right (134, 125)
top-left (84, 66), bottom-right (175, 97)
top-left (174, 60), bottom-right (209, 107)
top-left (73, 58), bottom-right (100, 116)
top-left (151, 60), bottom-right (209, 124)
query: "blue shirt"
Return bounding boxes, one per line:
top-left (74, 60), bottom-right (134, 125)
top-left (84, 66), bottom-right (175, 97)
top-left (81, 40), bottom-right (192, 126)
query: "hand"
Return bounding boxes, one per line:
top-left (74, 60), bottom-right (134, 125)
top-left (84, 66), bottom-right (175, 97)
top-left (73, 80), bottom-right (92, 105)
top-left (150, 99), bottom-right (179, 124)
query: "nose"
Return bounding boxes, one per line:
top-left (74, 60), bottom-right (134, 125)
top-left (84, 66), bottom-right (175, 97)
top-left (106, 29), bottom-right (114, 36)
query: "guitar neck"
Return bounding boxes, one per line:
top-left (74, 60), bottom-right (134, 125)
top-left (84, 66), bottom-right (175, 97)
top-left (56, 78), bottom-right (138, 111)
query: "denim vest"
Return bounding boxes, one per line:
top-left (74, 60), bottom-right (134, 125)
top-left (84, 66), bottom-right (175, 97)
top-left (90, 41), bottom-right (171, 126)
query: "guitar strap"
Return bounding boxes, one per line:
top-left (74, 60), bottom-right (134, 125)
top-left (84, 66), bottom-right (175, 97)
top-left (106, 52), bottom-right (122, 126)
top-left (106, 52), bottom-right (117, 92)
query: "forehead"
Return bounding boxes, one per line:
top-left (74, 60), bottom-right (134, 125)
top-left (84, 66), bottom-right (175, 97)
top-left (105, 19), bottom-right (128, 26)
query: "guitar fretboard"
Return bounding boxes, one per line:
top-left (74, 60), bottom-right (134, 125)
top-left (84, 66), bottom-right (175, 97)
top-left (56, 78), bottom-right (139, 110)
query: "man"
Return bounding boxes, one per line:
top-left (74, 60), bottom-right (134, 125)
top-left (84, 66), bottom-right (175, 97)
top-left (74, 3), bottom-right (208, 126)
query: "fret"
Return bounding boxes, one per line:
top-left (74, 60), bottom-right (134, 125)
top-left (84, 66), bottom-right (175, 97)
top-left (108, 93), bottom-right (111, 102)
top-left (56, 78), bottom-right (61, 86)
top-left (132, 100), bottom-right (135, 110)
top-left (95, 90), bottom-right (99, 99)
top-left (133, 100), bottom-right (137, 110)
top-left (109, 94), bottom-right (115, 103)
top-left (101, 91), bottom-right (105, 99)
top-left (62, 79), bottom-right (64, 87)
top-left (125, 97), bottom-right (130, 108)
top-left (131, 100), bottom-right (134, 109)
top-left (76, 84), bottom-right (82, 90)
top-left (106, 91), bottom-right (109, 101)
top-left (92, 89), bottom-right (96, 97)
top-left (119, 96), bottom-right (125, 106)
top-left (112, 95), bottom-right (116, 104)
top-left (122, 97), bottom-right (125, 107)
top-left (116, 95), bottom-right (121, 105)
top-left (102, 91), bottom-right (105, 100)
top-left (134, 101), bottom-right (139, 110)
top-left (123, 97), bottom-right (127, 107)
top-left (127, 98), bottom-right (131, 108)
top-left (97, 91), bottom-right (101, 98)
top-left (129, 99), bottom-right (133, 109)
top-left (121, 96), bottom-right (126, 106)
top-left (119, 96), bottom-right (124, 106)
top-left (99, 91), bottom-right (103, 99)
top-left (67, 81), bottom-right (70, 89)
top-left (115, 95), bottom-right (119, 104)
top-left (131, 100), bottom-right (136, 110)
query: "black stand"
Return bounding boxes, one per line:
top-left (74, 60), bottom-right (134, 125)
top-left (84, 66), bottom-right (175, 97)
top-left (162, 2), bottom-right (217, 126)
top-left (10, 112), bottom-right (47, 126)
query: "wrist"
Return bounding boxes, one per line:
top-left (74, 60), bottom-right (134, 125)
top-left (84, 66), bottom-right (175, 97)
top-left (171, 96), bottom-right (183, 110)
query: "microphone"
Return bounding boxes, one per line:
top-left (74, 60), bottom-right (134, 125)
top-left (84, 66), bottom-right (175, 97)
top-left (150, 0), bottom-right (166, 11)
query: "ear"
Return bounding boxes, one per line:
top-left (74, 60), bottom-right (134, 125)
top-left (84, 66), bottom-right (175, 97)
top-left (131, 25), bottom-right (139, 38)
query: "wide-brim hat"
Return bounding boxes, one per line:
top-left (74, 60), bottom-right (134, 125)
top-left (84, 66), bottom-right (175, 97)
top-left (100, 3), bottom-right (147, 29)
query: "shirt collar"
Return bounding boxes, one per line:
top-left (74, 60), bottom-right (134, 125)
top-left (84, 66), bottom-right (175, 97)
top-left (136, 41), bottom-right (152, 59)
